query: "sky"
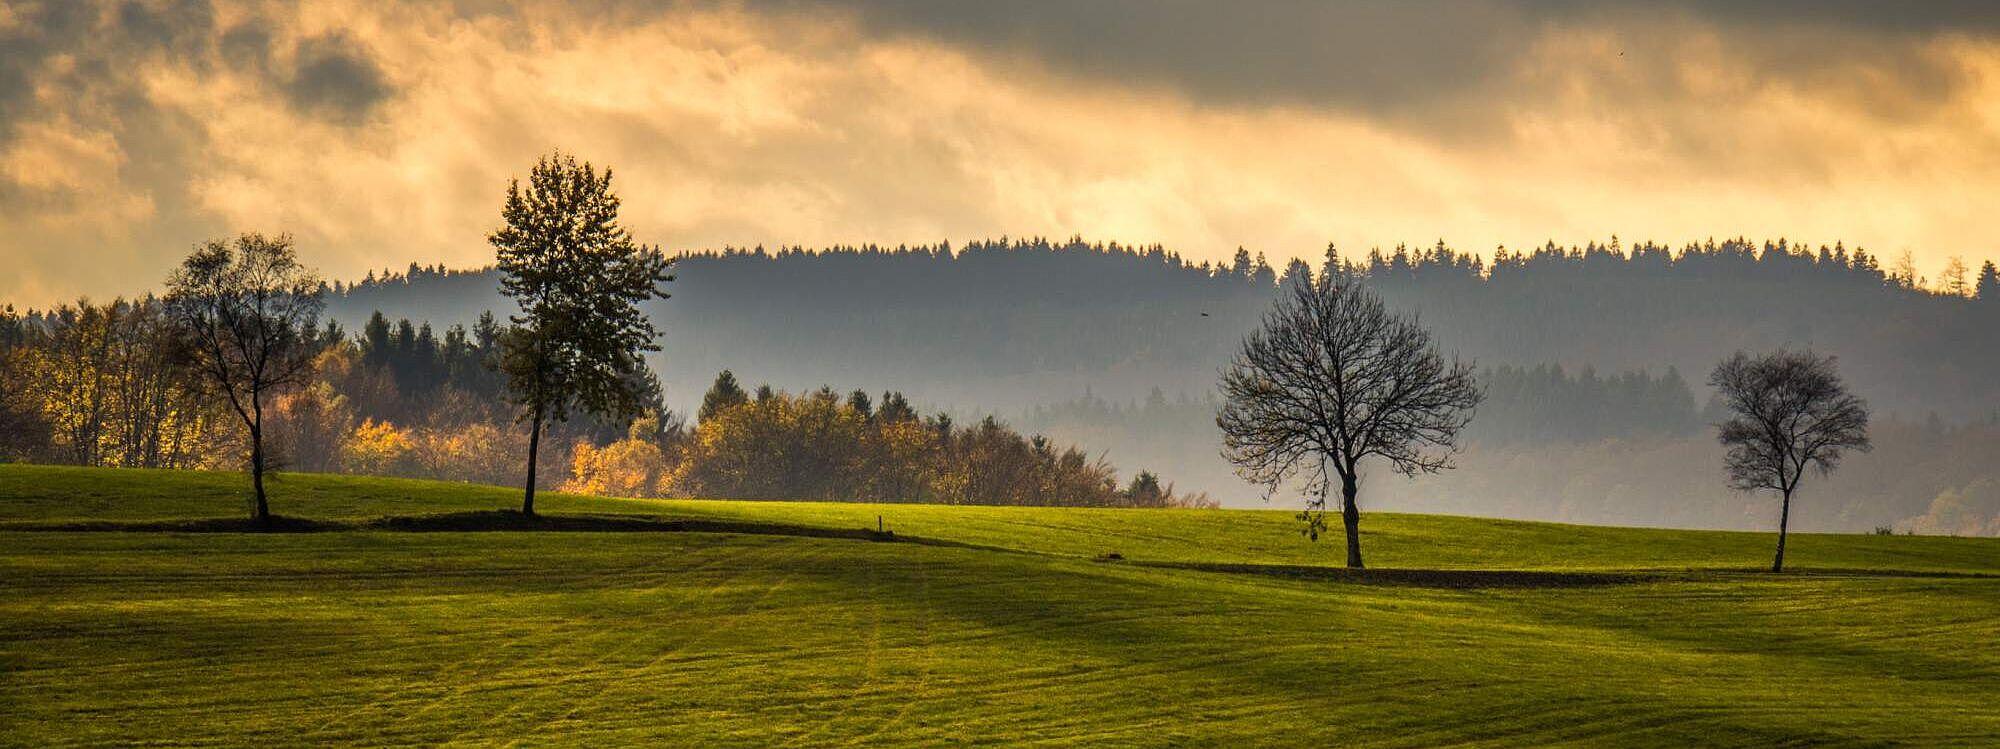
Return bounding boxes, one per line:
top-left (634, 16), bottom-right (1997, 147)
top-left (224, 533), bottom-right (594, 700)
top-left (5, 0), bottom-right (2000, 307)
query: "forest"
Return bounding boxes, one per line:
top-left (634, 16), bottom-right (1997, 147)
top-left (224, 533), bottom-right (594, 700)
top-left (318, 237), bottom-right (2000, 534)
top-left (0, 303), bottom-right (1202, 509)
top-left (6, 236), bottom-right (1999, 532)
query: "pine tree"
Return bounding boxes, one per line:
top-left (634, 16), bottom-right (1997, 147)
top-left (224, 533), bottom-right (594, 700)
top-left (698, 370), bottom-right (748, 423)
top-left (362, 311), bottom-right (391, 365)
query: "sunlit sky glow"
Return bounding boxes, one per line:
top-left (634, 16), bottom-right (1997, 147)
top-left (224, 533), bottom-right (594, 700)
top-left (5, 0), bottom-right (2000, 306)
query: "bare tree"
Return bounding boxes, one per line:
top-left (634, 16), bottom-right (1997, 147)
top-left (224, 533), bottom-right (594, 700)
top-left (1710, 350), bottom-right (1870, 572)
top-left (164, 234), bottom-right (324, 522)
top-left (1941, 255), bottom-right (1970, 297)
top-left (1218, 272), bottom-right (1481, 568)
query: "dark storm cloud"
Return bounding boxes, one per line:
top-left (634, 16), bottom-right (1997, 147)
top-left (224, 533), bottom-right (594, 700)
top-left (285, 32), bottom-right (394, 123)
top-left (1672, 0), bottom-right (2000, 35)
top-left (780, 0), bottom-right (1534, 114)
top-left (769, 0), bottom-right (2000, 122)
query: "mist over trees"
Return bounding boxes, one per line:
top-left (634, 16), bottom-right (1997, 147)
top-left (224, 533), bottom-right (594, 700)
top-left (307, 236), bottom-right (2000, 534)
top-left (10, 235), bottom-right (1988, 532)
top-left (330, 236), bottom-right (2000, 421)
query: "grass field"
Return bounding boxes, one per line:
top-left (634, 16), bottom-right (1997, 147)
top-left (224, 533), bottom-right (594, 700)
top-left (3, 464), bottom-right (1998, 746)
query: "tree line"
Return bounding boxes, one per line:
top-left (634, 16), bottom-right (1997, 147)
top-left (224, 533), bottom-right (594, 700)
top-left (325, 234), bottom-right (2000, 434)
top-left (570, 371), bottom-right (1212, 508)
top-left (0, 153), bottom-right (1197, 516)
top-left (0, 299), bottom-right (1202, 510)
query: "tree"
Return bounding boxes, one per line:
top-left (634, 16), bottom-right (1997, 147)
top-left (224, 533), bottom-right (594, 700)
top-left (1890, 250), bottom-right (1920, 289)
top-left (1977, 260), bottom-right (1999, 302)
top-left (1941, 256), bottom-right (1970, 297)
top-left (361, 311), bottom-right (391, 365)
top-left (490, 151), bottom-right (673, 515)
top-left (878, 391), bottom-right (919, 424)
top-left (1709, 350), bottom-right (1870, 572)
top-left (698, 369), bottom-right (748, 423)
top-left (1217, 273), bottom-right (1481, 568)
top-left (0, 305), bottom-right (53, 462)
top-left (163, 233), bottom-right (324, 522)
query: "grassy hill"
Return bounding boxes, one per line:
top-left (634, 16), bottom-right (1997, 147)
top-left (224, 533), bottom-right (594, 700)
top-left (3, 464), bottom-right (1997, 746)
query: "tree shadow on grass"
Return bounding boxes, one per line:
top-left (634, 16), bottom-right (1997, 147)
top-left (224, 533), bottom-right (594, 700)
top-left (2, 511), bottom-right (983, 547)
top-left (9, 512), bottom-right (1995, 589)
top-left (1117, 560), bottom-right (2000, 589)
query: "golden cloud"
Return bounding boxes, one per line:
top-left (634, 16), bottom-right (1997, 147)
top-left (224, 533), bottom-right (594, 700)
top-left (3, 0), bottom-right (2000, 306)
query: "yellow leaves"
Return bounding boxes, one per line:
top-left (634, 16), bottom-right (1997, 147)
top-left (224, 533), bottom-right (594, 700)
top-left (336, 419), bottom-right (529, 487)
top-left (341, 419), bottom-right (417, 476)
top-left (564, 439), bottom-right (672, 499)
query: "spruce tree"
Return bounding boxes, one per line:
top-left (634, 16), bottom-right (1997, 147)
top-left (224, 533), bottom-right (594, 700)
top-left (698, 370), bottom-right (749, 423)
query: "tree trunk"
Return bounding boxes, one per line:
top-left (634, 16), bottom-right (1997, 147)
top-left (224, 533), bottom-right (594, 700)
top-left (1772, 487), bottom-right (1792, 573)
top-left (250, 394), bottom-right (268, 523)
top-left (1341, 474), bottom-right (1363, 569)
top-left (522, 409), bottom-right (544, 516)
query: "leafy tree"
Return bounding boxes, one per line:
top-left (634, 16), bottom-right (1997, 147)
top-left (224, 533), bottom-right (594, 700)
top-left (342, 418), bottom-right (417, 475)
top-left (565, 418), bottom-right (673, 499)
top-left (163, 233), bottom-right (325, 521)
top-left (0, 306), bottom-right (53, 462)
top-left (490, 151), bottom-right (674, 515)
top-left (1218, 273), bottom-right (1481, 568)
top-left (1710, 350), bottom-right (1871, 572)
top-left (698, 370), bottom-right (748, 423)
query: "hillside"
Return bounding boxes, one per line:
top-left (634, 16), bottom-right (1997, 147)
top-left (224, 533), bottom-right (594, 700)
top-left (333, 239), bottom-right (2000, 421)
top-left (4, 466), bottom-right (1997, 745)
top-left (321, 240), bottom-right (2000, 532)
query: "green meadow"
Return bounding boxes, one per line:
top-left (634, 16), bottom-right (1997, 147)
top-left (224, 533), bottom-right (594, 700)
top-left (3, 464), bottom-right (1997, 746)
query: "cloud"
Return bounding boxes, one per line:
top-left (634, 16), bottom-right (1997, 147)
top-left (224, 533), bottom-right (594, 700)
top-left (285, 31), bottom-right (392, 122)
top-left (3, 0), bottom-right (2000, 309)
top-left (789, 1), bottom-right (2000, 129)
top-left (781, 0), bottom-right (1534, 118)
